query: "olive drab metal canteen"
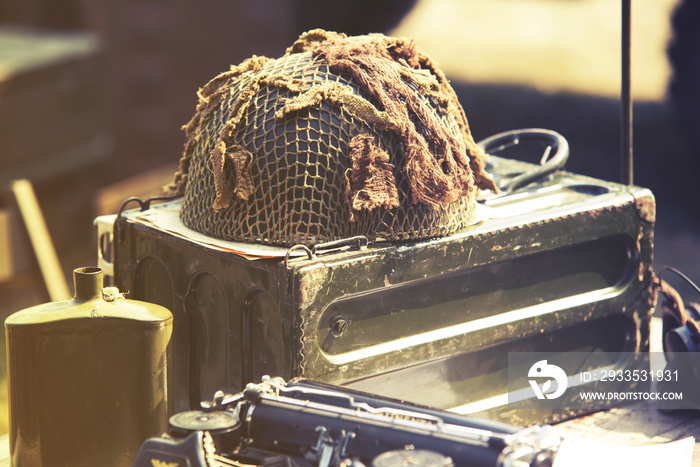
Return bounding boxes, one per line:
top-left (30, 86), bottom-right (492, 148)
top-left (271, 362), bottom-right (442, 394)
top-left (5, 267), bottom-right (173, 466)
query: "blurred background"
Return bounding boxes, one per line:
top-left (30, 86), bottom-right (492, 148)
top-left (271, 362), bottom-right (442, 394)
top-left (0, 0), bottom-right (697, 435)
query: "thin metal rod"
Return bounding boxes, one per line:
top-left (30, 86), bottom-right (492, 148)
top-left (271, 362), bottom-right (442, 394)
top-left (621, 0), bottom-right (633, 185)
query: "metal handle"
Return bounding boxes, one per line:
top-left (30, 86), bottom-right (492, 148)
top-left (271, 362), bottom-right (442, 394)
top-left (284, 236), bottom-right (369, 268)
top-left (311, 235), bottom-right (368, 256)
top-left (284, 244), bottom-right (315, 268)
top-left (477, 128), bottom-right (569, 194)
top-left (117, 195), bottom-right (181, 219)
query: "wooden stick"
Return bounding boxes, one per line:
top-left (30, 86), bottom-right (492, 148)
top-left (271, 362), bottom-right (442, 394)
top-left (11, 179), bottom-right (70, 301)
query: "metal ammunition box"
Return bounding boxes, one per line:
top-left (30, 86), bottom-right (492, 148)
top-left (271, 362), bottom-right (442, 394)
top-left (104, 155), bottom-right (655, 426)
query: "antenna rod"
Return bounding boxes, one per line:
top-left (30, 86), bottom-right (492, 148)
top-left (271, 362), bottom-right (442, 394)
top-left (621, 0), bottom-right (633, 185)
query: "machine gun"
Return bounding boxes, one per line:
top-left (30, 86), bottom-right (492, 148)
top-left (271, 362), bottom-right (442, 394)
top-left (133, 377), bottom-right (561, 467)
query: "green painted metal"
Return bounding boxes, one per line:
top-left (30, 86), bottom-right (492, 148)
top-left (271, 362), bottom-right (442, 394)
top-left (113, 156), bottom-right (655, 426)
top-left (5, 267), bottom-right (173, 466)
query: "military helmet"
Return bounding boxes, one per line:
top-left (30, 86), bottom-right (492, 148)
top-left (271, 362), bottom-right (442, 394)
top-left (167, 29), bottom-right (496, 246)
